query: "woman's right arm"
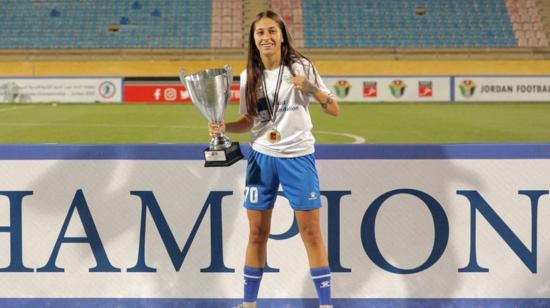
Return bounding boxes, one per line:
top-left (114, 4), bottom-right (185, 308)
top-left (226, 114), bottom-right (254, 133)
top-left (208, 114), bottom-right (254, 136)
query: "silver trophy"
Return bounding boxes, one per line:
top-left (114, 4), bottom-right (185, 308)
top-left (179, 65), bottom-right (243, 167)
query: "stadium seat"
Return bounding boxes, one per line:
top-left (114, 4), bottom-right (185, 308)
top-left (49, 8), bottom-right (60, 18)
top-left (150, 9), bottom-right (161, 17)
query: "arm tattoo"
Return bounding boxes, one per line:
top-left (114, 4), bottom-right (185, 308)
top-left (302, 79), bottom-right (319, 95)
top-left (320, 96), bottom-right (334, 109)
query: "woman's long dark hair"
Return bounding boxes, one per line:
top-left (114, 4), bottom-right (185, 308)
top-left (245, 10), bottom-right (316, 115)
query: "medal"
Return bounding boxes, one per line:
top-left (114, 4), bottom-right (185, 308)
top-left (262, 65), bottom-right (284, 144)
top-left (267, 127), bottom-right (281, 143)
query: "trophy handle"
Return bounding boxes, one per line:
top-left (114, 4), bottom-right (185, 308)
top-left (178, 69), bottom-right (186, 85)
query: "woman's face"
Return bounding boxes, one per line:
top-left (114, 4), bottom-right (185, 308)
top-left (253, 17), bottom-right (283, 58)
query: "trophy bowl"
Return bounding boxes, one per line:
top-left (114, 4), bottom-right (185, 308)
top-left (179, 65), bottom-right (243, 167)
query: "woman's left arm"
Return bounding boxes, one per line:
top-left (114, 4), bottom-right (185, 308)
top-left (292, 76), bottom-right (340, 116)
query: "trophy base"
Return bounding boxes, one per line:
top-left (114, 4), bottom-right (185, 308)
top-left (203, 142), bottom-right (244, 167)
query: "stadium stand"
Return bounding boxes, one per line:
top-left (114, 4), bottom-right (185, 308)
top-left (211, 0), bottom-right (242, 48)
top-left (301, 0), bottom-right (518, 48)
top-left (507, 0), bottom-right (549, 47)
top-left (0, 0), bottom-right (212, 48)
top-left (0, 0), bottom-right (548, 63)
top-left (271, 0), bottom-right (305, 48)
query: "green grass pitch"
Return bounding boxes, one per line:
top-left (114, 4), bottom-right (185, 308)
top-left (0, 103), bottom-right (549, 144)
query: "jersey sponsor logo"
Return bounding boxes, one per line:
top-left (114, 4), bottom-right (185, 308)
top-left (277, 101), bottom-right (298, 113)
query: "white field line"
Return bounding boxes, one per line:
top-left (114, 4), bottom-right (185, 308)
top-left (0, 106), bottom-right (34, 112)
top-left (315, 130), bottom-right (365, 144)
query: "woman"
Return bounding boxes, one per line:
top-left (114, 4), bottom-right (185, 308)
top-left (209, 10), bottom-right (339, 308)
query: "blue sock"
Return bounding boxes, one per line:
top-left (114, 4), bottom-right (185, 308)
top-left (244, 266), bottom-right (263, 303)
top-left (311, 266), bottom-right (332, 305)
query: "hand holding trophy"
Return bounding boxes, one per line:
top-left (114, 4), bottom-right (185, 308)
top-left (179, 65), bottom-right (243, 167)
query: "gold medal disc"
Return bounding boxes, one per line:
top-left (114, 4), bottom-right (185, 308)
top-left (267, 129), bottom-right (281, 143)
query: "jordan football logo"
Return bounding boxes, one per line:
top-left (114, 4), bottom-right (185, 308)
top-left (459, 80), bottom-right (476, 98)
top-left (389, 80), bottom-right (407, 98)
top-left (333, 80), bottom-right (351, 98)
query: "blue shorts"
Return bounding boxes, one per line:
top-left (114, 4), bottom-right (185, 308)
top-left (243, 149), bottom-right (321, 211)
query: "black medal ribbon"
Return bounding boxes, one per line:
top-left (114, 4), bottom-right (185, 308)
top-left (262, 65), bottom-right (284, 124)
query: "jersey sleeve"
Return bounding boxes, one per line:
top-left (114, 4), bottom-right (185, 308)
top-left (294, 59), bottom-right (334, 100)
top-left (307, 61), bottom-right (334, 99)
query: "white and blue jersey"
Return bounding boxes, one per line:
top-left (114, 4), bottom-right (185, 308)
top-left (239, 59), bottom-right (333, 158)
top-left (239, 59), bottom-right (333, 210)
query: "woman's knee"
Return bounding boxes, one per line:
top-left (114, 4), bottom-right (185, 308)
top-left (299, 224), bottom-right (323, 246)
top-left (248, 226), bottom-right (270, 245)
